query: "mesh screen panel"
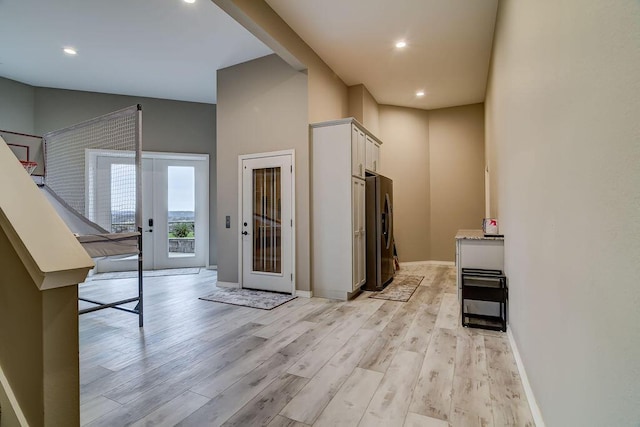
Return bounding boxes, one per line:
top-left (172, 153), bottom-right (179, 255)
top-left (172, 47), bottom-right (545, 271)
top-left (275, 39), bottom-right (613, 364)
top-left (44, 106), bottom-right (141, 231)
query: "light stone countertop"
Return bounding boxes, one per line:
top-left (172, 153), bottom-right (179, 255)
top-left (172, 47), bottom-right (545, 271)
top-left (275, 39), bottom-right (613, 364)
top-left (455, 229), bottom-right (504, 240)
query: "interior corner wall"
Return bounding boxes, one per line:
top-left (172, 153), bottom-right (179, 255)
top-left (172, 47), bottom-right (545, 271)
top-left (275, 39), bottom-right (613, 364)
top-left (378, 105), bottom-right (430, 262)
top-left (429, 103), bottom-right (485, 261)
top-left (32, 88), bottom-right (218, 266)
top-left (347, 84), bottom-right (380, 135)
top-left (0, 77), bottom-right (35, 134)
top-left (486, 1), bottom-right (640, 425)
top-left (217, 0), bottom-right (348, 123)
top-left (348, 85), bottom-right (365, 123)
top-left (216, 54), bottom-right (309, 290)
top-left (361, 86), bottom-right (379, 135)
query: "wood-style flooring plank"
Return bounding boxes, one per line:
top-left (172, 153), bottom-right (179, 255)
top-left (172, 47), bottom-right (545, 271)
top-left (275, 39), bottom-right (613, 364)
top-left (434, 293), bottom-right (459, 330)
top-left (313, 368), bottom-right (383, 427)
top-left (449, 375), bottom-right (493, 426)
top-left (101, 330), bottom-right (267, 405)
top-left (85, 335), bottom-right (269, 427)
top-left (455, 328), bottom-right (489, 380)
top-left (280, 328), bottom-right (377, 424)
top-left (404, 412), bottom-right (450, 427)
top-left (361, 300), bottom-right (402, 331)
top-left (267, 415), bottom-right (310, 427)
top-left (409, 328), bottom-right (458, 421)
top-left (189, 320), bottom-right (315, 399)
top-left (287, 298), bottom-right (382, 378)
top-left (179, 314), bottom-right (347, 426)
top-left (128, 390), bottom-right (210, 427)
top-left (253, 300), bottom-right (330, 338)
top-left (358, 298), bottom-right (420, 373)
top-left (80, 396), bottom-right (121, 426)
top-left (401, 306), bottom-right (436, 355)
top-left (252, 297), bottom-right (314, 326)
top-left (483, 335), bottom-right (535, 427)
top-left (220, 373), bottom-right (308, 427)
top-left (359, 350), bottom-right (423, 426)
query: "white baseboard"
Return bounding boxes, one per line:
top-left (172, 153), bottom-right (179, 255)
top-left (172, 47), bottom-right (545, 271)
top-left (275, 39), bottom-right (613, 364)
top-left (399, 260), bottom-right (455, 266)
top-left (426, 260), bottom-right (455, 266)
top-left (295, 290), bottom-right (312, 298)
top-left (507, 329), bottom-right (546, 427)
top-left (206, 265), bottom-right (218, 270)
top-left (216, 281), bottom-right (240, 288)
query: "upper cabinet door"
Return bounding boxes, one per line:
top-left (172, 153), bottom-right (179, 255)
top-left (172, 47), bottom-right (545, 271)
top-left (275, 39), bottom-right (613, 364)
top-left (373, 142), bottom-right (380, 172)
top-left (351, 125), bottom-right (366, 178)
top-left (365, 135), bottom-right (380, 173)
top-left (365, 136), bottom-right (374, 171)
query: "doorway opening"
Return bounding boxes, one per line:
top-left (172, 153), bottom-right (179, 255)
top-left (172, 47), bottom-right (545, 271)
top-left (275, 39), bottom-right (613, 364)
top-left (88, 150), bottom-right (209, 272)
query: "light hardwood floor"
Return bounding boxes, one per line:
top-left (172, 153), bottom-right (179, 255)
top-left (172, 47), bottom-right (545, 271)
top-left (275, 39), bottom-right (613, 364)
top-left (79, 264), bottom-right (534, 426)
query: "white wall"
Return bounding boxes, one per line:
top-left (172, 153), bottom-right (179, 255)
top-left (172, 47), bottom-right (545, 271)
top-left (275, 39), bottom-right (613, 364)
top-left (216, 54), bottom-right (309, 290)
top-left (486, 1), bottom-right (640, 425)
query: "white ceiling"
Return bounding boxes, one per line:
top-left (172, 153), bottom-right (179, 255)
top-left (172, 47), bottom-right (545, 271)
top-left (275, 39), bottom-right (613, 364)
top-left (1, 0), bottom-right (498, 110)
top-left (266, 0), bottom-right (499, 110)
top-left (0, 0), bottom-right (273, 104)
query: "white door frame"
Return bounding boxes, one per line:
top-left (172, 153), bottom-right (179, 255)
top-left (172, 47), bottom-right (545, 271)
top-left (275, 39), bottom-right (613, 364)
top-left (238, 149), bottom-right (295, 294)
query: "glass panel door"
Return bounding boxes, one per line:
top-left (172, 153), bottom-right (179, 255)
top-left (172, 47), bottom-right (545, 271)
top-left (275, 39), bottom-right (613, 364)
top-left (241, 154), bottom-right (292, 293)
top-left (153, 158), bottom-right (207, 269)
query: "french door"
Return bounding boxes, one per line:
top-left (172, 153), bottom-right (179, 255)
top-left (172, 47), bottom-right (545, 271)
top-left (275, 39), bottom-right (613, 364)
top-left (147, 157), bottom-right (207, 269)
top-left (91, 151), bottom-right (208, 272)
top-left (240, 152), bottom-right (294, 294)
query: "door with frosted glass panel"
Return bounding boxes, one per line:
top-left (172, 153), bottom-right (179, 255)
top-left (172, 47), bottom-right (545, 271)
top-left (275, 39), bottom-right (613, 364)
top-left (241, 154), bottom-right (293, 293)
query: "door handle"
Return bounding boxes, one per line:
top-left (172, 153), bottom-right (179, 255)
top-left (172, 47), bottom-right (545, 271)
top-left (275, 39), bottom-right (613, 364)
top-left (242, 231), bottom-right (249, 236)
top-left (146, 229), bottom-right (153, 232)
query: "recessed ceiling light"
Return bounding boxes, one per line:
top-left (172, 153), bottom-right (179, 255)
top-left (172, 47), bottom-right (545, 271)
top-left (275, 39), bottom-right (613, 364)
top-left (395, 41), bottom-right (407, 49)
top-left (63, 47), bottom-right (77, 56)
top-left (183, 0), bottom-right (196, 3)
top-left (416, 91), bottom-right (425, 97)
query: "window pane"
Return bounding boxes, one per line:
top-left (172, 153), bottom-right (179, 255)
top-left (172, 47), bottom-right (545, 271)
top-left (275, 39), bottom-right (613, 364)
top-left (110, 163), bottom-right (136, 233)
top-left (168, 166), bottom-right (195, 257)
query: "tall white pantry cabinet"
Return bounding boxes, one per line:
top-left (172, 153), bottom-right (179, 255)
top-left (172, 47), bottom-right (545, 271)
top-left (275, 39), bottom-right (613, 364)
top-left (311, 118), bottom-right (382, 300)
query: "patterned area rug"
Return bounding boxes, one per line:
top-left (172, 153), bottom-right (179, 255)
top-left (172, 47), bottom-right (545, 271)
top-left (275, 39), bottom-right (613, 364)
top-left (200, 288), bottom-right (297, 310)
top-left (88, 267), bottom-right (201, 281)
top-left (369, 275), bottom-right (424, 302)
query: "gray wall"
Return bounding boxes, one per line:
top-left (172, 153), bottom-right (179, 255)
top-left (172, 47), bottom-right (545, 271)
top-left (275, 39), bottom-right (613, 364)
top-left (216, 54), bottom-right (309, 290)
top-left (0, 78), bottom-right (217, 266)
top-left (486, 0), bottom-right (640, 425)
top-left (0, 77), bottom-right (35, 134)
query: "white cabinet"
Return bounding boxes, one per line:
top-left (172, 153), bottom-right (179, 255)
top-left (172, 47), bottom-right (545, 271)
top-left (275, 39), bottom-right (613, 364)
top-left (352, 125), bottom-right (366, 178)
top-left (311, 118), bottom-right (382, 300)
top-left (365, 135), bottom-right (380, 173)
top-left (352, 177), bottom-right (366, 290)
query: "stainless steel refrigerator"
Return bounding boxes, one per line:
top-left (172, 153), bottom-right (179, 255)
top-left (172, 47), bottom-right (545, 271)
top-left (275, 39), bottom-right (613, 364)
top-left (363, 174), bottom-right (394, 291)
